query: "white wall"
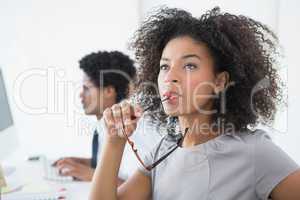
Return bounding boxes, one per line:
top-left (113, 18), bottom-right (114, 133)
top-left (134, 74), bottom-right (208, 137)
top-left (140, 0), bottom-right (300, 163)
top-left (0, 0), bottom-right (139, 159)
top-left (273, 0), bottom-right (300, 163)
top-left (140, 0), bottom-right (279, 31)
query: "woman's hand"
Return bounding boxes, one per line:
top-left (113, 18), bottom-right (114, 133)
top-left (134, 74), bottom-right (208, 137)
top-left (103, 100), bottom-right (143, 143)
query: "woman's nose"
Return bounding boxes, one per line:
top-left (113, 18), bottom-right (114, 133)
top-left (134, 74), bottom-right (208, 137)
top-left (79, 90), bottom-right (84, 99)
top-left (164, 67), bottom-right (180, 83)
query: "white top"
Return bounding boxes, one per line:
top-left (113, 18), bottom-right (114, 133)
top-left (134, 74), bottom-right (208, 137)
top-left (139, 129), bottom-right (299, 200)
top-left (97, 117), bottom-right (163, 180)
top-left (95, 119), bottom-right (104, 161)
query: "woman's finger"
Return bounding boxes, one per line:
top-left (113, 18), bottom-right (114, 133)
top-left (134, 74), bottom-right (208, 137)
top-left (103, 107), bottom-right (117, 136)
top-left (111, 104), bottom-right (123, 137)
top-left (120, 101), bottom-right (136, 136)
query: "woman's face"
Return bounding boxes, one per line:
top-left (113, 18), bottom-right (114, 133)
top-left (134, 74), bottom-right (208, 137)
top-left (158, 36), bottom-right (219, 117)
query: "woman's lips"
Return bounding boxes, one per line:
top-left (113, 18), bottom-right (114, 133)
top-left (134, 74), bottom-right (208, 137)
top-left (163, 91), bottom-right (180, 104)
top-left (163, 91), bottom-right (178, 97)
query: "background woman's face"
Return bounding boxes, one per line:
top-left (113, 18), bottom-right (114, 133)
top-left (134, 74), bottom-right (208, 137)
top-left (158, 36), bottom-right (218, 117)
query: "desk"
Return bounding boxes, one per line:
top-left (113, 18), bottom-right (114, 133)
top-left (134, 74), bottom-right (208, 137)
top-left (2, 160), bottom-right (91, 199)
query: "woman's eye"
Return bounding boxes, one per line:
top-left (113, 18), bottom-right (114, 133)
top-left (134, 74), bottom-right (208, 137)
top-left (184, 63), bottom-right (197, 70)
top-left (160, 64), bottom-right (169, 70)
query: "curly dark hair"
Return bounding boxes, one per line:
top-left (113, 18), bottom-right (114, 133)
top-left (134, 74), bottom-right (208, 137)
top-left (131, 7), bottom-right (284, 133)
top-left (79, 51), bottom-right (136, 103)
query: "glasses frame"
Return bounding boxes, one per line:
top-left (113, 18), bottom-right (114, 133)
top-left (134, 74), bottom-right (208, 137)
top-left (121, 122), bottom-right (189, 171)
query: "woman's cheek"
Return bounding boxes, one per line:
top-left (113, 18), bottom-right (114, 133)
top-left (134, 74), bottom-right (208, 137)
top-left (185, 79), bottom-right (215, 111)
top-left (181, 80), bottom-right (199, 111)
top-left (157, 74), bottom-right (164, 95)
top-left (184, 79), bottom-right (203, 99)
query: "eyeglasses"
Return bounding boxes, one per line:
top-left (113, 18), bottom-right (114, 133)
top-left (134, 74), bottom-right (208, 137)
top-left (121, 120), bottom-right (189, 171)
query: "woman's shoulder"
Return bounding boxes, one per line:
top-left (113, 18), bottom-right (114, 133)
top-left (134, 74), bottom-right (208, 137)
top-left (217, 128), bottom-right (271, 146)
top-left (205, 128), bottom-right (276, 158)
top-left (217, 129), bottom-right (298, 168)
top-left (236, 128), bottom-right (271, 144)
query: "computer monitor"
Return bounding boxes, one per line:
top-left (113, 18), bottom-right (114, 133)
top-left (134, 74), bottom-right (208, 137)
top-left (0, 68), bottom-right (18, 161)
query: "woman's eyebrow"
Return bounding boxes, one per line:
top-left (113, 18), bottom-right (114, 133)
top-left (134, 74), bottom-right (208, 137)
top-left (182, 54), bottom-right (201, 60)
top-left (160, 54), bottom-right (201, 62)
top-left (160, 57), bottom-right (170, 62)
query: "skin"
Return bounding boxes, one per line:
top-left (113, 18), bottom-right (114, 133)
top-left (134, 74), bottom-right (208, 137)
top-left (157, 36), bottom-right (229, 146)
top-left (89, 36), bottom-right (300, 199)
top-left (53, 73), bottom-right (124, 184)
top-left (79, 73), bottom-right (117, 120)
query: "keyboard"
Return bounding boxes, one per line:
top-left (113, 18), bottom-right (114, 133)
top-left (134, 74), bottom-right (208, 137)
top-left (42, 157), bottom-right (73, 182)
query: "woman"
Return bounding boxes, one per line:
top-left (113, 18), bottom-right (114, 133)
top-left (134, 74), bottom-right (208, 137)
top-left (90, 7), bottom-right (300, 200)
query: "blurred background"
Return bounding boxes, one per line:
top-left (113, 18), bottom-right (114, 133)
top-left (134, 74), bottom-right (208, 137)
top-left (0, 0), bottom-right (299, 163)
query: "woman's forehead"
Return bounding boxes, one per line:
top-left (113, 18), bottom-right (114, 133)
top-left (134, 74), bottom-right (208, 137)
top-left (82, 74), bottom-right (95, 87)
top-left (161, 36), bottom-right (210, 60)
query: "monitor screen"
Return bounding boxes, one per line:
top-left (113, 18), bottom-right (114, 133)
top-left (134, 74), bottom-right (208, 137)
top-left (0, 69), bottom-right (13, 132)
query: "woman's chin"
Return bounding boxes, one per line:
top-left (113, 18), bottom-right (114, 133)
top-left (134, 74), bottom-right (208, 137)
top-left (163, 107), bottom-right (181, 116)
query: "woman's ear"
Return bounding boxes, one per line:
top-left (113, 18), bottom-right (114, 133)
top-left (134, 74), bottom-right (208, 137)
top-left (103, 85), bottom-right (116, 98)
top-left (214, 71), bottom-right (230, 94)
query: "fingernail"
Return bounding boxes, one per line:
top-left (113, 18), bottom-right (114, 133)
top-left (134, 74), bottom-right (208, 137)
top-left (116, 123), bottom-right (122, 129)
top-left (124, 119), bottom-right (131, 125)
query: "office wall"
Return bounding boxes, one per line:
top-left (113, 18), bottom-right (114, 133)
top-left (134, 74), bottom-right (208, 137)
top-left (0, 0), bottom-right (139, 159)
top-left (140, 0), bottom-right (300, 163)
top-left (140, 0), bottom-right (279, 31)
top-left (273, 0), bottom-right (300, 163)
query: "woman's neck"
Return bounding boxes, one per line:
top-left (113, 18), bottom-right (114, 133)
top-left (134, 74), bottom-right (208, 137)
top-left (178, 113), bottom-right (218, 148)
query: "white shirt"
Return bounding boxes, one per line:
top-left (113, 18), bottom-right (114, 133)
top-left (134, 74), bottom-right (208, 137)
top-left (95, 119), bottom-right (104, 161)
top-left (97, 117), bottom-right (162, 180)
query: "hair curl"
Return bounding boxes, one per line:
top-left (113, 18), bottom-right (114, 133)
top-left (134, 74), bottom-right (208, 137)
top-left (131, 7), bottom-right (284, 133)
top-left (79, 51), bottom-right (136, 102)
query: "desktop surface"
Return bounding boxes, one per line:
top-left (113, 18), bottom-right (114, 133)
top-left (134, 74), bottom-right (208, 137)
top-left (1, 159), bottom-right (91, 200)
